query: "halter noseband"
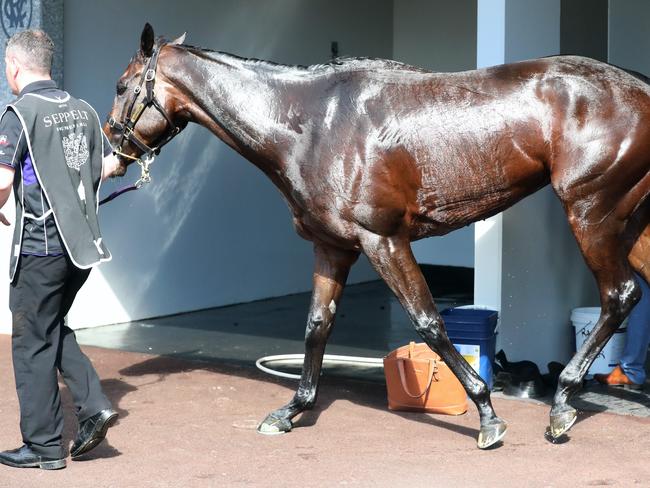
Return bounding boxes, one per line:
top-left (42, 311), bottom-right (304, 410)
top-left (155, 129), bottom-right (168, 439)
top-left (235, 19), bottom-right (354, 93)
top-left (106, 42), bottom-right (180, 187)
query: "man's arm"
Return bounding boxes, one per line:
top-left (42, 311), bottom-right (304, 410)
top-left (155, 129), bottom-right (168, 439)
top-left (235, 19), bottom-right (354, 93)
top-left (0, 165), bottom-right (14, 225)
top-left (0, 109), bottom-right (22, 225)
top-left (101, 131), bottom-right (119, 181)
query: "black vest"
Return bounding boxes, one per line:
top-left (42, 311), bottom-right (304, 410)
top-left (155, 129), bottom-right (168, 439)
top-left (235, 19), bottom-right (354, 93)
top-left (8, 92), bottom-right (111, 280)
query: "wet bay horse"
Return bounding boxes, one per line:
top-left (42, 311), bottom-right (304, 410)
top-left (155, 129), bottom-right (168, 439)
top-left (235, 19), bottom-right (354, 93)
top-left (105, 23), bottom-right (650, 449)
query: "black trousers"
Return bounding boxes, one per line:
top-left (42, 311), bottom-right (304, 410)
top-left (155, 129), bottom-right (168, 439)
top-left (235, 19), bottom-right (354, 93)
top-left (9, 254), bottom-right (111, 458)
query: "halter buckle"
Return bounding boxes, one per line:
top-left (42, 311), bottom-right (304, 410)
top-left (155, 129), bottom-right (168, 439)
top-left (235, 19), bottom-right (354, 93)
top-left (145, 69), bottom-right (156, 82)
top-left (135, 153), bottom-right (154, 188)
top-left (141, 152), bottom-right (155, 166)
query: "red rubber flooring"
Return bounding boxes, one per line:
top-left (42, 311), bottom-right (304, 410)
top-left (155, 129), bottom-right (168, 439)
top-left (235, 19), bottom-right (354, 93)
top-left (0, 335), bottom-right (648, 487)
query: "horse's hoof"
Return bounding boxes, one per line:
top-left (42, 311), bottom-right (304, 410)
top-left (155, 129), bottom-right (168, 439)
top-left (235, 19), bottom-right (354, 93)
top-left (477, 417), bottom-right (508, 449)
top-left (257, 415), bottom-right (292, 436)
top-left (549, 406), bottom-right (577, 439)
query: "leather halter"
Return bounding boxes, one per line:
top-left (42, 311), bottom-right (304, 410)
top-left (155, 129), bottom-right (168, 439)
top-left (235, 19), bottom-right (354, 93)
top-left (106, 42), bottom-right (180, 176)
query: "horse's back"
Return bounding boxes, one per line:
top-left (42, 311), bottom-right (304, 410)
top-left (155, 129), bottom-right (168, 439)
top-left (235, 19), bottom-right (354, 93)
top-left (291, 56), bottom-right (650, 243)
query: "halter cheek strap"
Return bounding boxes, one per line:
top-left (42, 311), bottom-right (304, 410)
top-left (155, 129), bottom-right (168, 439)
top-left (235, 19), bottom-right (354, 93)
top-left (106, 42), bottom-right (181, 173)
top-left (102, 43), bottom-right (181, 205)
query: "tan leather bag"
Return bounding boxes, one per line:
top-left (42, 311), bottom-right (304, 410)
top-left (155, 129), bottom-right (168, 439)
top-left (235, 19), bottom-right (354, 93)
top-left (383, 341), bottom-right (467, 415)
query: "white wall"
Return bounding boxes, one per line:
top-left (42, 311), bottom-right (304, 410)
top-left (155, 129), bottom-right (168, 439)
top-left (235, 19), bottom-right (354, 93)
top-left (63, 0), bottom-right (393, 328)
top-left (393, 0), bottom-right (476, 268)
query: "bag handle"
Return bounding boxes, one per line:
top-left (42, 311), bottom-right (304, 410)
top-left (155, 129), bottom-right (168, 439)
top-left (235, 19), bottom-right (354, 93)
top-left (397, 358), bottom-right (437, 398)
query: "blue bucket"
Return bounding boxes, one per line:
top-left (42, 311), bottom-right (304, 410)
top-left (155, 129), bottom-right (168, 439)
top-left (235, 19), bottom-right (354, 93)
top-left (440, 307), bottom-right (498, 390)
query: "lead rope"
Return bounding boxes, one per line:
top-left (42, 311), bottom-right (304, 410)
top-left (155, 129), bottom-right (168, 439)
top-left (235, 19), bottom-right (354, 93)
top-left (98, 151), bottom-right (154, 206)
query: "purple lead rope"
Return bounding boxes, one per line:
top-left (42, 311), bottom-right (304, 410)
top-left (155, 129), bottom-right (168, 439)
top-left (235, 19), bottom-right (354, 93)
top-left (99, 151), bottom-right (154, 206)
top-left (98, 184), bottom-right (140, 206)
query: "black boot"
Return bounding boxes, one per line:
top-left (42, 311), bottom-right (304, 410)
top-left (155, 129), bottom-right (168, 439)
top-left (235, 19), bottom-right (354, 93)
top-left (0, 445), bottom-right (66, 470)
top-left (71, 408), bottom-right (118, 458)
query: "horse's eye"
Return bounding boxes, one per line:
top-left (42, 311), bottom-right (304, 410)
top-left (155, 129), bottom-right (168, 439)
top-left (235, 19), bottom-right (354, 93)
top-left (116, 82), bottom-right (127, 95)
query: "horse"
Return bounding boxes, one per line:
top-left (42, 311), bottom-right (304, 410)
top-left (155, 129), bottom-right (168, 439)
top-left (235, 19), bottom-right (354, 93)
top-left (104, 23), bottom-right (650, 449)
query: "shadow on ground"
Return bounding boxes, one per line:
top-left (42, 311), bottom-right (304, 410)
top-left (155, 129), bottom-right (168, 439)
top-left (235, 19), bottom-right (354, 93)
top-left (117, 353), bottom-right (482, 443)
top-left (59, 378), bottom-right (136, 459)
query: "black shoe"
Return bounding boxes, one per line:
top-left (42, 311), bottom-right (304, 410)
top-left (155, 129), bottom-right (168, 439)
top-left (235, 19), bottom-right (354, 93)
top-left (71, 408), bottom-right (118, 458)
top-left (0, 445), bottom-right (66, 470)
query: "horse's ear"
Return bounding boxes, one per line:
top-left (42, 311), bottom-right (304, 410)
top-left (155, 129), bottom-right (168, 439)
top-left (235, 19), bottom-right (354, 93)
top-left (171, 32), bottom-right (186, 45)
top-left (140, 23), bottom-right (155, 57)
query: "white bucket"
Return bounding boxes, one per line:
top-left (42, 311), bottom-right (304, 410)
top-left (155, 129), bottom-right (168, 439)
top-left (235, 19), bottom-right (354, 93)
top-left (571, 307), bottom-right (627, 376)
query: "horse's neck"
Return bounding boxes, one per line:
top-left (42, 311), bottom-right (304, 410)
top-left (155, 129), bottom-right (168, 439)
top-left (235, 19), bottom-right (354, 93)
top-left (168, 49), bottom-right (301, 172)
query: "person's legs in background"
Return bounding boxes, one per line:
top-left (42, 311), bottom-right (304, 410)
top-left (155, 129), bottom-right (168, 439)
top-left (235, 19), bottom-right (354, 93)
top-left (620, 272), bottom-right (650, 384)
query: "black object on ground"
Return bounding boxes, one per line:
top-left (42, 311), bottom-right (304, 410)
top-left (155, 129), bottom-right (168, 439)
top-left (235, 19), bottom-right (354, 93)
top-left (494, 350), bottom-right (547, 399)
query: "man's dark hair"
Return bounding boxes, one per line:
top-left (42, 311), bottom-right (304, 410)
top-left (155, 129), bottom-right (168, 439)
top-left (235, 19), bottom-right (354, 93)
top-left (6, 29), bottom-right (54, 73)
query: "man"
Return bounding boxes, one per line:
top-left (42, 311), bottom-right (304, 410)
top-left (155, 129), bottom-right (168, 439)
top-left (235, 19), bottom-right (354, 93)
top-left (0, 29), bottom-right (121, 470)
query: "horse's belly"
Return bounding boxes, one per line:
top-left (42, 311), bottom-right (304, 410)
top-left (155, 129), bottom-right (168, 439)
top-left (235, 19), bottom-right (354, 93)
top-left (411, 154), bottom-right (550, 238)
top-left (291, 203), bottom-right (363, 249)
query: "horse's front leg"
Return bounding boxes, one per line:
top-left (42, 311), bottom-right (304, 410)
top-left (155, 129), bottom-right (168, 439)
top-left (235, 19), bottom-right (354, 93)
top-left (258, 243), bottom-right (358, 435)
top-left (360, 233), bottom-right (507, 449)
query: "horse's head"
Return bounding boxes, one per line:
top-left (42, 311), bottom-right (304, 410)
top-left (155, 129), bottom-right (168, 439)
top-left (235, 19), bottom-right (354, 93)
top-left (104, 23), bottom-right (186, 176)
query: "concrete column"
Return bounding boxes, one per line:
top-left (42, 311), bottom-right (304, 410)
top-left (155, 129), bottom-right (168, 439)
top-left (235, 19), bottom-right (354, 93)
top-left (0, 0), bottom-right (63, 334)
top-left (474, 0), bottom-right (505, 312)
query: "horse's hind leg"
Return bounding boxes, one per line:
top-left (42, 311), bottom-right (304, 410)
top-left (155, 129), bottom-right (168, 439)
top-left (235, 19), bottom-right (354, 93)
top-left (361, 234), bottom-right (507, 449)
top-left (550, 217), bottom-right (641, 438)
top-left (258, 243), bottom-right (358, 435)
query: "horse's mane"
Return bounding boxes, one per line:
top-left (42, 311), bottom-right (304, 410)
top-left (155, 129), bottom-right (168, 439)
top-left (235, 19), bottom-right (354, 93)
top-left (621, 67), bottom-right (650, 85)
top-left (174, 43), bottom-right (428, 75)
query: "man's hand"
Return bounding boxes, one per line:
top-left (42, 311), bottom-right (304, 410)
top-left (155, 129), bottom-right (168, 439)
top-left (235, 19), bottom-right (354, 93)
top-left (0, 212), bottom-right (10, 226)
top-left (102, 153), bottom-right (122, 181)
